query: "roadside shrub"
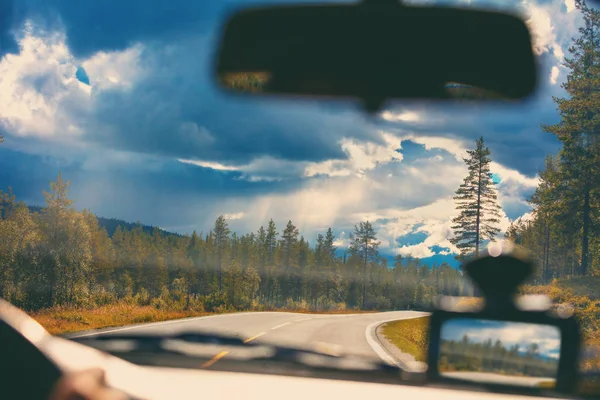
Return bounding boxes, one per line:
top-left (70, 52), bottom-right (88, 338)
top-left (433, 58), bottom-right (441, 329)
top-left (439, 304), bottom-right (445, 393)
top-left (90, 285), bottom-right (117, 307)
top-left (134, 288), bottom-right (151, 306)
top-left (284, 298), bottom-right (309, 311)
top-left (202, 292), bottom-right (229, 312)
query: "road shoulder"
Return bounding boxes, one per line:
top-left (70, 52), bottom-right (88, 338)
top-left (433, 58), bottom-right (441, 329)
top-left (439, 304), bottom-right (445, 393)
top-left (374, 322), bottom-right (428, 372)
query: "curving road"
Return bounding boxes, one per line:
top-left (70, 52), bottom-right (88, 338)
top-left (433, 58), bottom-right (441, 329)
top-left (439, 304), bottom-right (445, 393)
top-left (66, 311), bottom-right (427, 367)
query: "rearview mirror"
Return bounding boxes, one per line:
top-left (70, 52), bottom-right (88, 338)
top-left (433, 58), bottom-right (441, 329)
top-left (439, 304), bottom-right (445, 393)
top-left (427, 253), bottom-right (581, 395)
top-left (439, 318), bottom-right (561, 389)
top-left (214, 2), bottom-right (538, 112)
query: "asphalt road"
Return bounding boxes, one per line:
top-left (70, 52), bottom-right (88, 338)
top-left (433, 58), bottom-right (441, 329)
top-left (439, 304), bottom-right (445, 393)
top-left (442, 371), bottom-right (556, 388)
top-left (67, 311), bottom-right (427, 367)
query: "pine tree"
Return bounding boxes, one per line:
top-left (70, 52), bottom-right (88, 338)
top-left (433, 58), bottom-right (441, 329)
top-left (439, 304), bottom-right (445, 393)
top-left (264, 220), bottom-right (278, 303)
top-left (349, 221), bottom-right (380, 309)
top-left (281, 220), bottom-right (299, 268)
top-left (213, 215), bottom-right (230, 291)
top-left (324, 227), bottom-right (337, 263)
top-left (281, 220), bottom-right (300, 300)
top-left (528, 155), bottom-right (569, 281)
top-left (541, 0), bottom-right (600, 275)
top-left (265, 219), bottom-right (278, 265)
top-left (450, 137), bottom-right (502, 260)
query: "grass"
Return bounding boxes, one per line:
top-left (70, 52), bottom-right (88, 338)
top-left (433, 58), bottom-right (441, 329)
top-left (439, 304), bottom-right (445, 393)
top-left (31, 302), bottom-right (213, 335)
top-left (381, 316), bottom-right (430, 362)
top-left (30, 302), bottom-right (377, 335)
top-left (536, 381), bottom-right (556, 389)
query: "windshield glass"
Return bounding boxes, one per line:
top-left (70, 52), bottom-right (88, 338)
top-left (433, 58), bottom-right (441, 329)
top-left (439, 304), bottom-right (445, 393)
top-left (0, 0), bottom-right (599, 389)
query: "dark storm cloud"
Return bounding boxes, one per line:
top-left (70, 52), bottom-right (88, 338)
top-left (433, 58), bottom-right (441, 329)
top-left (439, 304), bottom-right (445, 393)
top-left (380, 51), bottom-right (565, 177)
top-left (0, 0), bottom-right (20, 56)
top-left (81, 34), bottom-right (378, 165)
top-left (0, 0), bottom-right (580, 241)
top-left (2, 0), bottom-right (352, 58)
top-left (0, 146), bottom-right (302, 227)
top-left (1, 0), bottom-right (565, 173)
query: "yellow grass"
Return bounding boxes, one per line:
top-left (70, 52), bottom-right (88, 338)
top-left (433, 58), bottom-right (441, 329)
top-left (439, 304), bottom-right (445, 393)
top-left (31, 303), bottom-right (212, 335)
top-left (537, 380), bottom-right (556, 389)
top-left (381, 316), bottom-right (430, 362)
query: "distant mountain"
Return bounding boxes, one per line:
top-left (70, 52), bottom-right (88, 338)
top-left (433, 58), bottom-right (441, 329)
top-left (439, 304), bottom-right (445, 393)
top-left (27, 206), bottom-right (182, 238)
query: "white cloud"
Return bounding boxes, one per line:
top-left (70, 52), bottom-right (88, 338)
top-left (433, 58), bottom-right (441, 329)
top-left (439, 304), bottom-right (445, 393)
top-left (179, 156), bottom-right (306, 181)
top-left (401, 134), bottom-right (470, 162)
top-left (525, 2), bottom-right (564, 62)
top-left (354, 197), bottom-right (459, 257)
top-left (183, 132), bottom-right (536, 257)
top-left (81, 45), bottom-right (144, 90)
top-left (332, 231), bottom-right (350, 249)
top-left (0, 24), bottom-right (84, 138)
top-left (0, 20), bottom-right (142, 143)
top-left (217, 178), bottom-right (368, 235)
top-left (565, 0), bottom-right (576, 13)
top-left (179, 159), bottom-right (238, 171)
top-left (223, 212), bottom-right (244, 220)
top-left (550, 65), bottom-right (560, 84)
top-left (380, 110), bottom-right (421, 123)
top-left (305, 132), bottom-right (402, 178)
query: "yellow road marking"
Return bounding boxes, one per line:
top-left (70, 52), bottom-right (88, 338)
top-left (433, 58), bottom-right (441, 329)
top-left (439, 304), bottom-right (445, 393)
top-left (202, 351), bottom-right (229, 368)
top-left (202, 332), bottom-right (267, 368)
top-left (243, 332), bottom-right (266, 343)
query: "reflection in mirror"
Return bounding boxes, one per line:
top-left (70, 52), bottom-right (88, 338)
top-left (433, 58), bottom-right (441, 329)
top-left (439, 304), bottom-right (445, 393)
top-left (220, 72), bottom-right (270, 93)
top-left (439, 319), bottom-right (561, 389)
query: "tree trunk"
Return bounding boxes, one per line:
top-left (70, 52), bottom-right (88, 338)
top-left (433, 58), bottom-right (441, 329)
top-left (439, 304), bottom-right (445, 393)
top-left (544, 224), bottom-right (551, 282)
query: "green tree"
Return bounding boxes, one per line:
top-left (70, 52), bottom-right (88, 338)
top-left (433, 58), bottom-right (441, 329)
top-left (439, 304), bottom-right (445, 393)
top-left (213, 215), bottom-right (231, 291)
top-left (349, 221), bottom-right (380, 309)
top-left (541, 0), bottom-right (600, 275)
top-left (281, 220), bottom-right (300, 300)
top-left (450, 137), bottom-right (502, 260)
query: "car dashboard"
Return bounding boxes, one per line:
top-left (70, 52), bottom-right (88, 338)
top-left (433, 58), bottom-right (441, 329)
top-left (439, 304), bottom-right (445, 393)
top-left (40, 334), bottom-right (571, 400)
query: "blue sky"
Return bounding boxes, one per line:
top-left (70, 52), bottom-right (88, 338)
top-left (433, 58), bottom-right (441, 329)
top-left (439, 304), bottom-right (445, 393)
top-left (0, 0), bottom-right (586, 264)
top-left (441, 319), bottom-right (561, 359)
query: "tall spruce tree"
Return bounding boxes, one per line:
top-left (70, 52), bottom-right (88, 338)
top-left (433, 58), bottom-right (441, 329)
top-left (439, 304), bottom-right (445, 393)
top-left (450, 137), bottom-right (502, 260)
top-left (213, 215), bottom-right (230, 291)
top-left (541, 0), bottom-right (600, 275)
top-left (349, 221), bottom-right (380, 309)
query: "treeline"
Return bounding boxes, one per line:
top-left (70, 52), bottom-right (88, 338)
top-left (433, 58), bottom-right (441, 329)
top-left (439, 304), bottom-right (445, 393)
top-left (0, 174), bottom-right (472, 313)
top-left (440, 335), bottom-right (558, 378)
top-left (29, 205), bottom-right (181, 239)
top-left (506, 0), bottom-right (600, 283)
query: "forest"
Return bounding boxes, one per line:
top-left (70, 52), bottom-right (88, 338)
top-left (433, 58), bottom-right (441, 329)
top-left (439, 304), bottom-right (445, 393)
top-left (439, 335), bottom-right (558, 378)
top-left (0, 178), bottom-right (470, 313)
top-left (505, 0), bottom-right (600, 283)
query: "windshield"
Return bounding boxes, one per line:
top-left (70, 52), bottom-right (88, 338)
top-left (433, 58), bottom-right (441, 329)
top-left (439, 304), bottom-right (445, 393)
top-left (0, 0), bottom-right (599, 390)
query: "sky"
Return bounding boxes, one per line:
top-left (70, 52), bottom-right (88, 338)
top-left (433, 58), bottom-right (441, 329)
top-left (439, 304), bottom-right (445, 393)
top-left (440, 319), bottom-right (561, 360)
top-left (0, 0), bottom-right (588, 265)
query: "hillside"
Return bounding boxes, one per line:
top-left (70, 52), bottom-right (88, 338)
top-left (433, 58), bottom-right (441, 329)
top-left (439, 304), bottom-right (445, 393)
top-left (27, 205), bottom-right (182, 238)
